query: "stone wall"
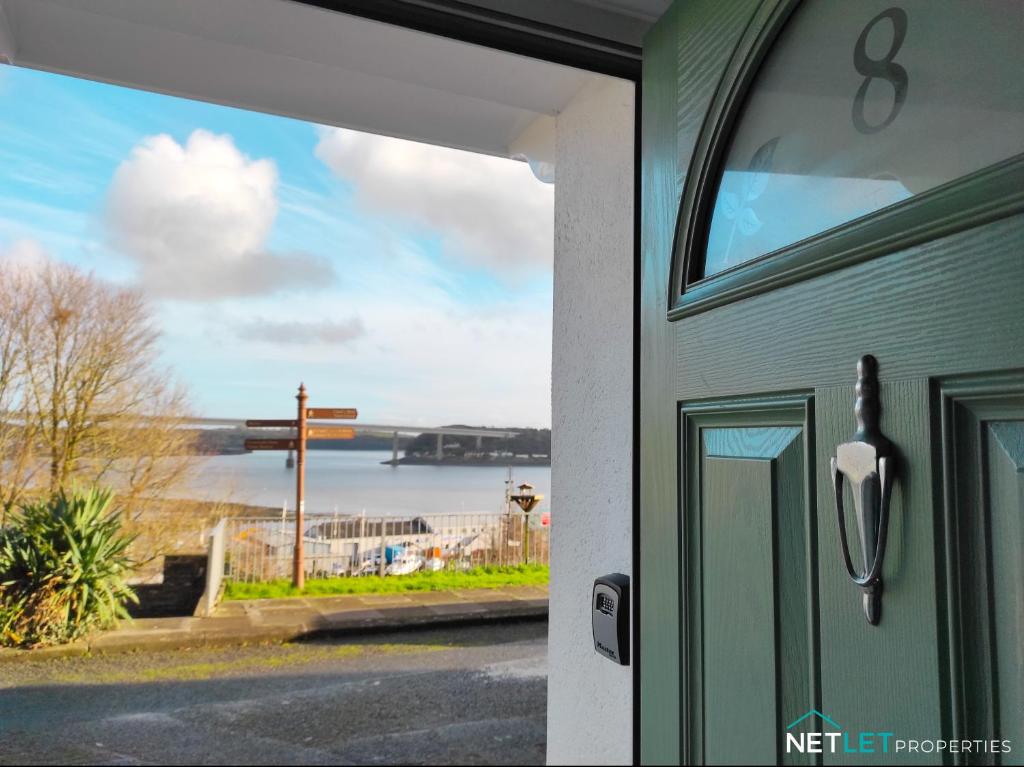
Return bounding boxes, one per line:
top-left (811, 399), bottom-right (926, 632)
top-left (129, 555), bottom-right (208, 618)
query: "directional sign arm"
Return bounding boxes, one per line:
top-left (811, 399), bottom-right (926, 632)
top-left (244, 438), bottom-right (299, 451)
top-left (307, 427), bottom-right (356, 440)
top-left (306, 408), bottom-right (357, 420)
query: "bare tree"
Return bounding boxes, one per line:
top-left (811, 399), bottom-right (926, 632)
top-left (0, 268), bottom-right (41, 522)
top-left (6, 263), bottom-right (197, 553)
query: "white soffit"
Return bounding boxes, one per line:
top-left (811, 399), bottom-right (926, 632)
top-left (1, 0), bottom-right (604, 158)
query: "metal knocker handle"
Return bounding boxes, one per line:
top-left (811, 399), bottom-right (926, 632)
top-left (830, 355), bottom-right (897, 625)
top-left (831, 456), bottom-right (894, 587)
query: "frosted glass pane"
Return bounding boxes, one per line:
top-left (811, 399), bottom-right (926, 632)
top-left (702, 1), bottom-right (1024, 279)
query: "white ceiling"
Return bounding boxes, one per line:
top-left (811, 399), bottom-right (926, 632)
top-left (0, 0), bottom-right (636, 160)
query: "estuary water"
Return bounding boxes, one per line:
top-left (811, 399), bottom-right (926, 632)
top-left (174, 450), bottom-right (551, 518)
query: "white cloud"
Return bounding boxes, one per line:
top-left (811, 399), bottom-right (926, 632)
top-left (158, 240), bottom-right (553, 426)
top-left (107, 130), bottom-right (334, 300)
top-left (98, 128), bottom-right (552, 426)
top-left (353, 298), bottom-right (552, 427)
top-left (236, 316), bottom-right (366, 346)
top-left (0, 237), bottom-right (50, 273)
top-left (314, 128), bottom-right (553, 276)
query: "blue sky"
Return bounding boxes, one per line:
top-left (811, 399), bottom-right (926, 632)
top-left (0, 65), bottom-right (554, 427)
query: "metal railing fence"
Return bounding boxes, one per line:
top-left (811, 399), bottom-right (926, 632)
top-left (221, 511), bottom-right (550, 583)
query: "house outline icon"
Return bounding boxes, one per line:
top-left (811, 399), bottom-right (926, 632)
top-left (786, 709), bottom-right (842, 731)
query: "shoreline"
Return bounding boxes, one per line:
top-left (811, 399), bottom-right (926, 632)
top-left (381, 457), bottom-right (550, 467)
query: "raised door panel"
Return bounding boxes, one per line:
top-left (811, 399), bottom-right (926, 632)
top-left (942, 380), bottom-right (1024, 762)
top-left (682, 401), bottom-right (815, 765)
top-left (702, 454), bottom-right (778, 765)
top-left (988, 423), bottom-right (1024, 754)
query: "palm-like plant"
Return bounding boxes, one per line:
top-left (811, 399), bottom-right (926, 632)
top-left (0, 487), bottom-right (137, 647)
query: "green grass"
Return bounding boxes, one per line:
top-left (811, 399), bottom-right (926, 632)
top-left (223, 564), bottom-right (550, 601)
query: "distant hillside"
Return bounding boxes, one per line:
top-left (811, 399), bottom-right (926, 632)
top-left (189, 428), bottom-right (410, 455)
top-left (403, 426), bottom-right (550, 464)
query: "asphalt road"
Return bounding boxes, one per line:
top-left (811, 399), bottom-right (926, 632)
top-left (0, 620), bottom-right (547, 766)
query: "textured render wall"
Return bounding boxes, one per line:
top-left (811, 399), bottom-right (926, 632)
top-left (548, 77), bottom-right (635, 766)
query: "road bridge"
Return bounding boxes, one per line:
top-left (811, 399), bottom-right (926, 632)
top-left (186, 418), bottom-right (519, 465)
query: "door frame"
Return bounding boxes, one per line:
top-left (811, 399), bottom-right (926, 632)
top-left (293, 0), bottom-right (643, 80)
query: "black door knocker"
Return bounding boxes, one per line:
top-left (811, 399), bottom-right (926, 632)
top-left (830, 355), bottom-right (896, 625)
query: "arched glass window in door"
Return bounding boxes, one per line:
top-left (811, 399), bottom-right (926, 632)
top-left (701, 1), bottom-right (1024, 279)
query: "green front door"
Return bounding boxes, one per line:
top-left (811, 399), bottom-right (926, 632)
top-left (639, 1), bottom-right (1024, 764)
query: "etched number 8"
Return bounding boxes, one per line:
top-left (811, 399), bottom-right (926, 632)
top-left (852, 7), bottom-right (908, 134)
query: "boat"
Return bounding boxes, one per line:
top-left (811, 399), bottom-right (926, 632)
top-left (422, 546), bottom-right (445, 572)
top-left (385, 548), bottom-right (424, 575)
top-left (351, 552), bottom-right (382, 576)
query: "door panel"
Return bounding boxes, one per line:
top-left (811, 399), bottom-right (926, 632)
top-left (703, 454), bottom-right (779, 765)
top-left (989, 425), bottom-right (1024, 753)
top-left (942, 383), bottom-right (1024, 761)
top-left (682, 402), bottom-right (814, 764)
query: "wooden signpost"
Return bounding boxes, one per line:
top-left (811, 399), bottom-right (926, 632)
top-left (246, 385), bottom-right (357, 589)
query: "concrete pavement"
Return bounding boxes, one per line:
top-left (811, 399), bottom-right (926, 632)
top-left (0, 585), bottom-right (548, 661)
top-left (0, 621), bottom-right (548, 765)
